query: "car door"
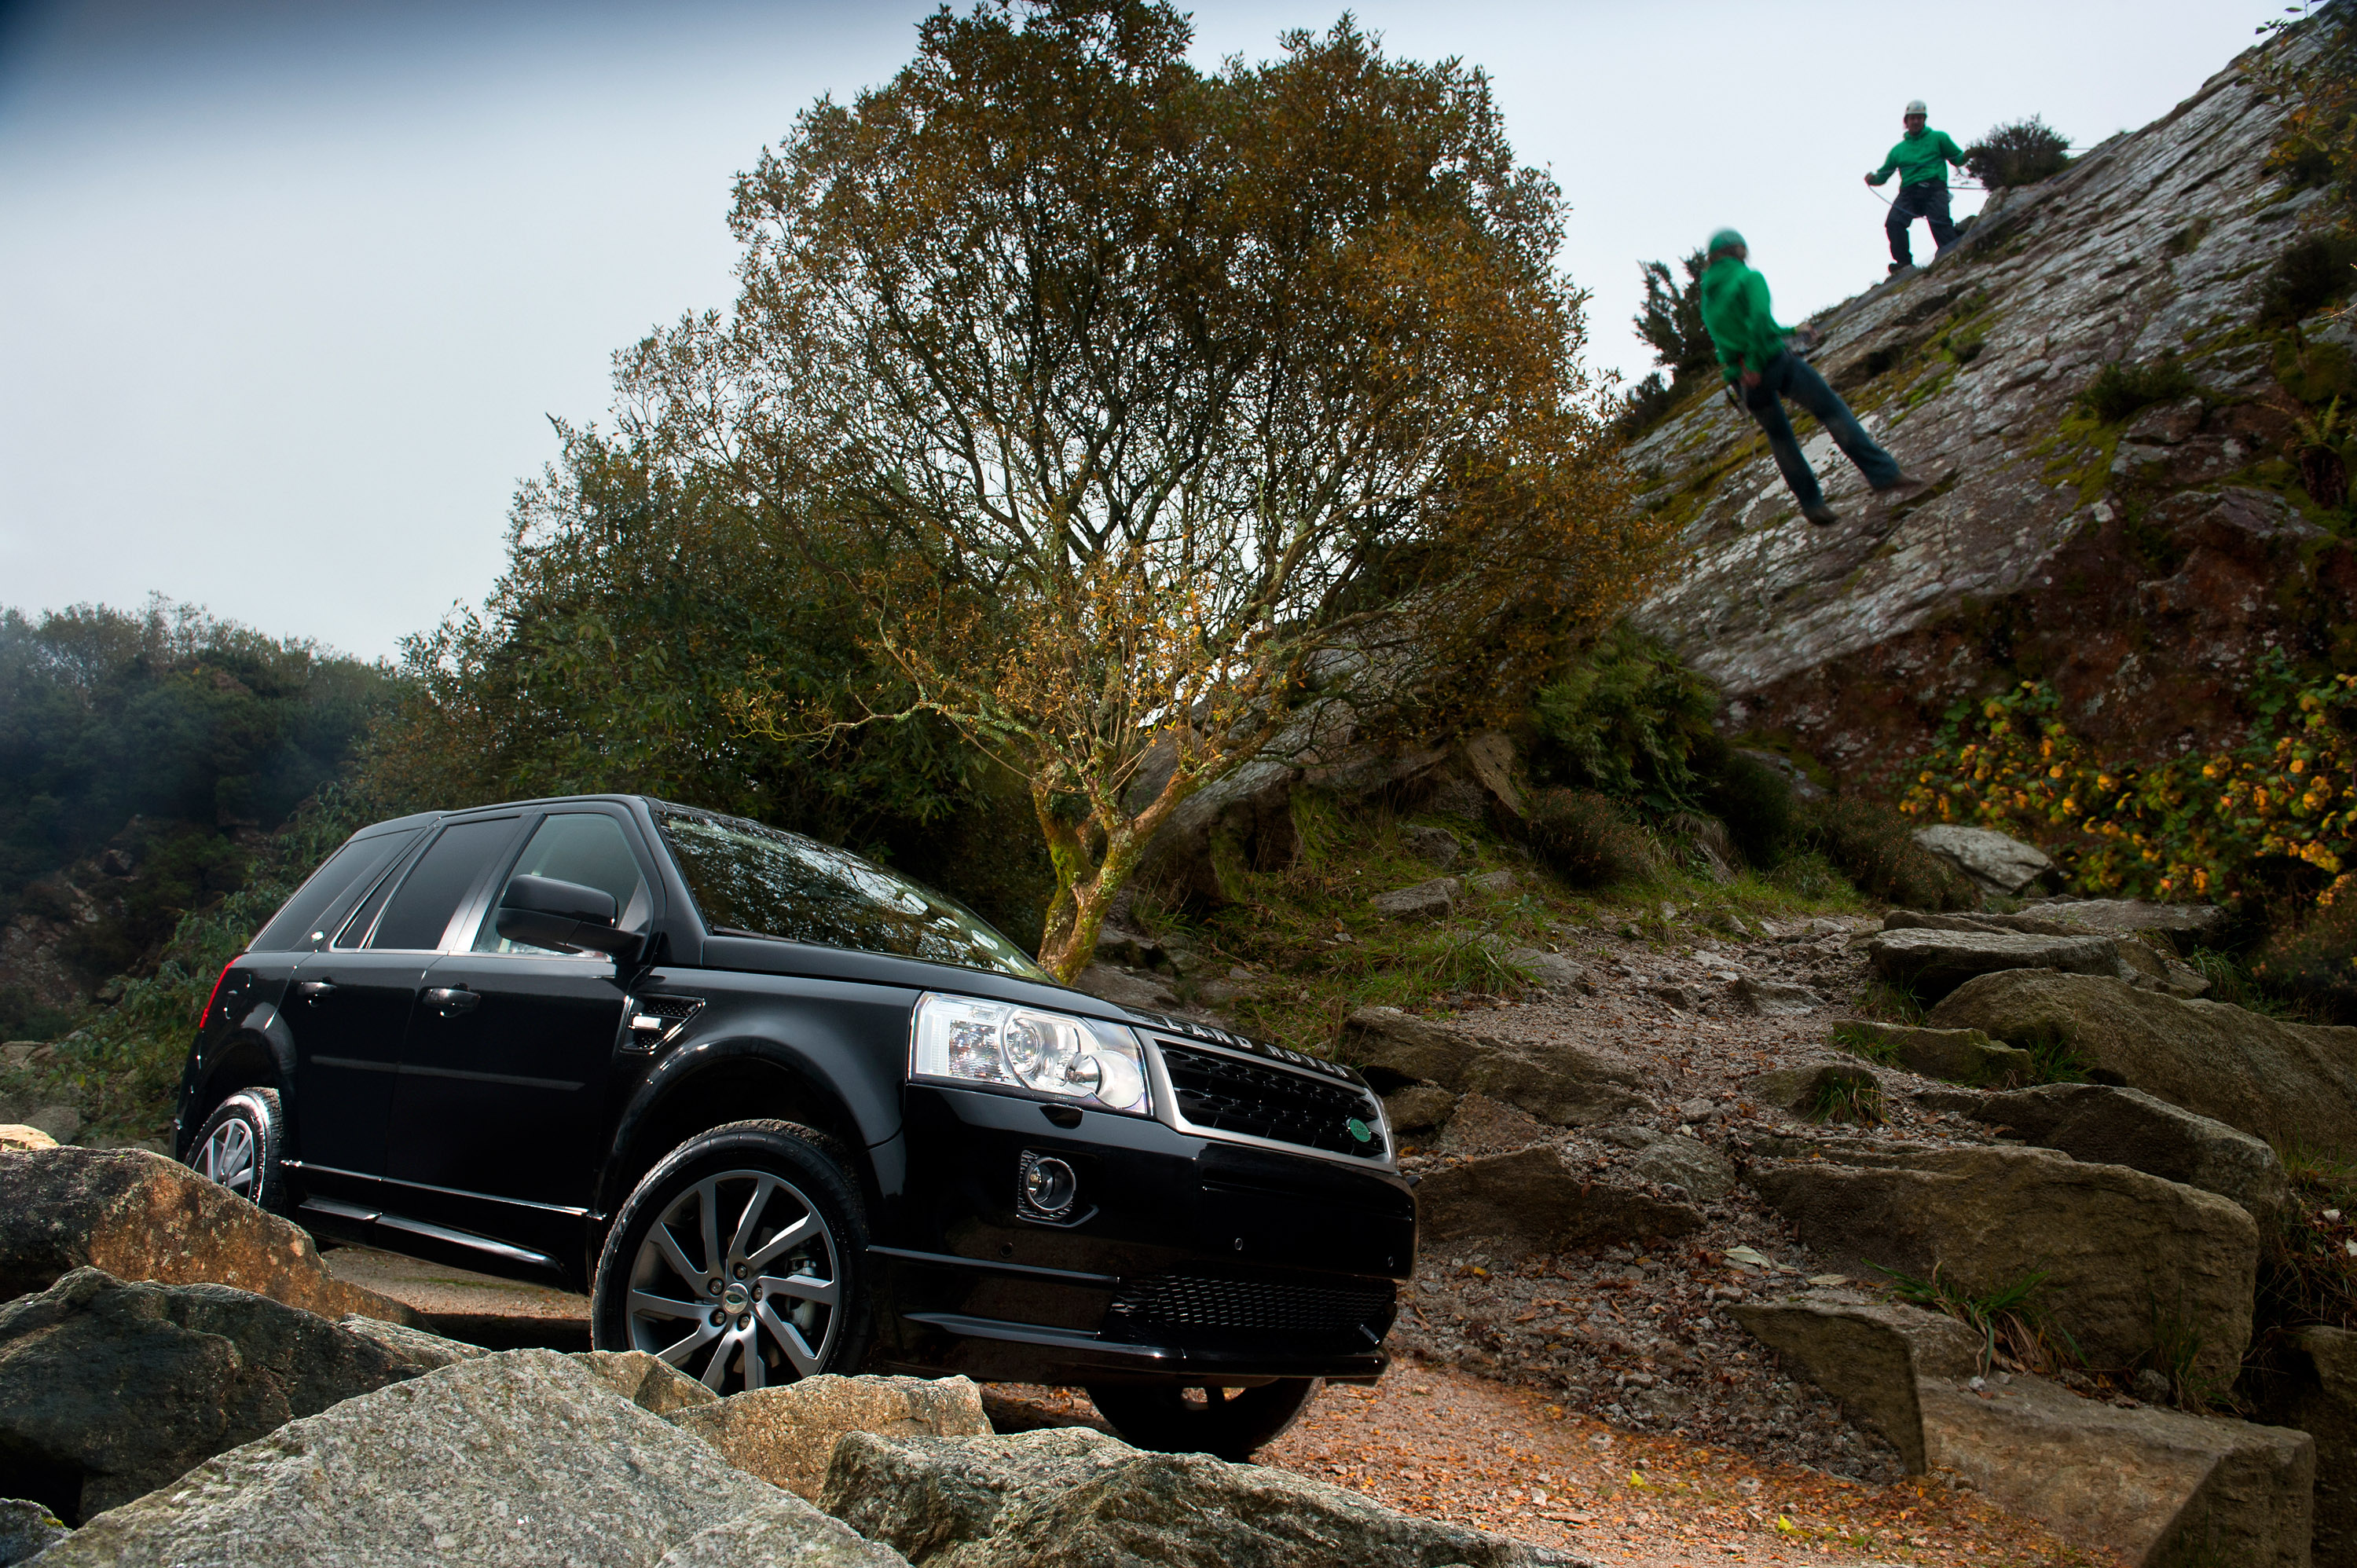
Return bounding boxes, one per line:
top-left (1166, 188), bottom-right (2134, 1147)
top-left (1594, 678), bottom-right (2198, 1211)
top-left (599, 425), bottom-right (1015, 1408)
top-left (283, 815), bottom-right (524, 1209)
top-left (387, 808), bottom-right (654, 1244)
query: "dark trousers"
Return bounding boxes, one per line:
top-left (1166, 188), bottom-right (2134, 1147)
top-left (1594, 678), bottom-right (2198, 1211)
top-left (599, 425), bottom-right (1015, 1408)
top-left (1743, 350), bottom-right (1901, 509)
top-left (1886, 181), bottom-right (1959, 266)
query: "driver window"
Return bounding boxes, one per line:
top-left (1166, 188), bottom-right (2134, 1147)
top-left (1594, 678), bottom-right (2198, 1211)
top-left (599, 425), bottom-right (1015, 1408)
top-left (474, 812), bottom-right (651, 955)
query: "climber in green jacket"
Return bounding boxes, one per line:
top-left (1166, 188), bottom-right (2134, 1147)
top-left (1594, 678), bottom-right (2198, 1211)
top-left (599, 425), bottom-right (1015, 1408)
top-left (1699, 229), bottom-right (1925, 527)
top-left (1866, 100), bottom-right (1969, 272)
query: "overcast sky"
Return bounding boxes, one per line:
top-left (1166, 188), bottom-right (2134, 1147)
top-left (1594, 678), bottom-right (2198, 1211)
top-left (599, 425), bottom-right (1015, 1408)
top-left (0, 0), bottom-right (2283, 661)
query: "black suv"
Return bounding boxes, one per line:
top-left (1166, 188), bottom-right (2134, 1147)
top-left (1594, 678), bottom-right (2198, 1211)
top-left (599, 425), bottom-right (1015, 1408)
top-left (173, 795), bottom-right (1413, 1456)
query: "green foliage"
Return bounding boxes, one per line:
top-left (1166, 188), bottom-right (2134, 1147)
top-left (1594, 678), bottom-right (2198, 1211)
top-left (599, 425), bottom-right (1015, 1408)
top-left (1523, 789), bottom-right (1659, 889)
top-left (1829, 1021), bottom-right (1901, 1066)
top-left (1527, 624), bottom-right (1718, 811)
top-left (0, 599), bottom-right (391, 978)
top-left (1806, 1069), bottom-right (1883, 1125)
top-left (1706, 750), bottom-right (1798, 869)
top-left (16, 788), bottom-right (374, 1141)
top-left (2013, 1024), bottom-right (2092, 1085)
top-left (1613, 371), bottom-right (1688, 439)
top-left (1962, 117), bottom-right (2072, 189)
top-left (356, 427), bottom-right (1052, 944)
top-left (2260, 229), bottom-right (2357, 328)
top-left (1634, 249), bottom-right (1716, 383)
top-left (1800, 796), bottom-right (1976, 910)
top-left (2077, 355), bottom-right (2197, 424)
top-left (1878, 1262), bottom-right (2069, 1376)
top-left (1903, 659), bottom-right (2357, 916)
top-left (2255, 894), bottom-right (2357, 1017)
top-left (2260, 1147), bottom-right (2357, 1333)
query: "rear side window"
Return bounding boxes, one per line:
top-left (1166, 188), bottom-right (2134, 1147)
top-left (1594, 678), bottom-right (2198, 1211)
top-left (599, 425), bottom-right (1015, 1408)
top-left (365, 819), bottom-right (521, 951)
top-left (249, 828), bottom-right (423, 951)
top-left (472, 812), bottom-right (652, 954)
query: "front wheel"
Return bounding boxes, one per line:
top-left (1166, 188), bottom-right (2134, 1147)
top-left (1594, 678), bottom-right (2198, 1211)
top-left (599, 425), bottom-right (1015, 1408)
top-left (592, 1119), bottom-right (872, 1394)
top-left (1087, 1378), bottom-right (1322, 1460)
top-left (187, 1087), bottom-right (289, 1215)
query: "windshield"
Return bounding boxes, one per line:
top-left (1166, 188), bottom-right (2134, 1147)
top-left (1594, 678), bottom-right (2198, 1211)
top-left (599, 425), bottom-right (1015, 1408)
top-left (653, 807), bottom-right (1050, 982)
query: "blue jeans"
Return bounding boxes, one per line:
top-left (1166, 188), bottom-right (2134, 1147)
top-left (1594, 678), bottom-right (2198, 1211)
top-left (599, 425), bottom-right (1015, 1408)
top-left (1886, 181), bottom-right (1958, 266)
top-left (1742, 350), bottom-right (1901, 508)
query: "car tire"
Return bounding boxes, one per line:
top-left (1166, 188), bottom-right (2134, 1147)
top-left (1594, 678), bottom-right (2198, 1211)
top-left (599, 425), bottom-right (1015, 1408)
top-left (1085, 1378), bottom-right (1323, 1460)
top-left (591, 1119), bottom-right (872, 1394)
top-left (186, 1086), bottom-right (290, 1215)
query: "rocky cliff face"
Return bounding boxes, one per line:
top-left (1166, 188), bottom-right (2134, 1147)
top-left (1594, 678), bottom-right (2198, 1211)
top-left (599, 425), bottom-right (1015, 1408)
top-left (1629, 21), bottom-right (2355, 778)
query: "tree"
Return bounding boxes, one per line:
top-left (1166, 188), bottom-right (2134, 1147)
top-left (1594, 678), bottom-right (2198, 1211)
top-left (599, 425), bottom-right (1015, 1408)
top-left (358, 427), bottom-right (1056, 940)
top-left (1633, 249), bottom-right (1714, 383)
top-left (625, 0), bottom-right (1662, 979)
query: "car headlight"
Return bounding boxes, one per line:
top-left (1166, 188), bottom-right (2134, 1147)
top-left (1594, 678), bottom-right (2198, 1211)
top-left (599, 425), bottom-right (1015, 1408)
top-left (910, 993), bottom-right (1152, 1116)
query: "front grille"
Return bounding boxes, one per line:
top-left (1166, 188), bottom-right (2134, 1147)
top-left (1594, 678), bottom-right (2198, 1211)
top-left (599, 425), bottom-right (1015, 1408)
top-left (1109, 1270), bottom-right (1395, 1340)
top-left (1158, 1042), bottom-right (1385, 1159)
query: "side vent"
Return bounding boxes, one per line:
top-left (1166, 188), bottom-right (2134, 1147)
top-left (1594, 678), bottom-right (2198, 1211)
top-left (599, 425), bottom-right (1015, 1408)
top-left (622, 995), bottom-right (705, 1053)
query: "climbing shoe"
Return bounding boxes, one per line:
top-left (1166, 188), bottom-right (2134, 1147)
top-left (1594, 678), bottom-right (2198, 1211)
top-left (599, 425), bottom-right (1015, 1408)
top-left (1804, 503), bottom-right (1842, 526)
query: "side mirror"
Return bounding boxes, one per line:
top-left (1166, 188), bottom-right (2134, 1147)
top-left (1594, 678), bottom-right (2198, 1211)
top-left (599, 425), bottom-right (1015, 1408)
top-left (497, 874), bottom-right (642, 960)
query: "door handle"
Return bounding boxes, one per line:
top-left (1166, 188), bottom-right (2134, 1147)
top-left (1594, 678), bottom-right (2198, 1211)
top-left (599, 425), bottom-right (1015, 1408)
top-left (424, 987), bottom-right (480, 1015)
top-left (296, 980), bottom-right (336, 999)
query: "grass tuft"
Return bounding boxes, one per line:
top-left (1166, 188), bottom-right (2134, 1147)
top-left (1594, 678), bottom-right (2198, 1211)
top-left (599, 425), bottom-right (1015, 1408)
top-left (1879, 1262), bottom-right (2069, 1376)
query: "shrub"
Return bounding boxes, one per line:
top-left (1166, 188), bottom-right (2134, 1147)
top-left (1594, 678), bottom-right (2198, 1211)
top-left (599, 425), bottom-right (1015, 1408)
top-left (1615, 372), bottom-right (1687, 439)
top-left (1706, 749), bottom-right (1798, 868)
top-left (1527, 623), bottom-right (1719, 811)
top-left (1963, 117), bottom-right (2072, 189)
top-left (2255, 893), bottom-right (2357, 1018)
top-left (2259, 230), bottom-right (2357, 328)
top-left (2288, 394), bottom-right (2350, 511)
top-left (1524, 788), bottom-right (1658, 888)
top-left (1899, 659), bottom-right (2357, 910)
top-left (2077, 355), bottom-right (2197, 424)
top-left (2260, 1149), bottom-right (2357, 1333)
top-left (1802, 795), bottom-right (1975, 910)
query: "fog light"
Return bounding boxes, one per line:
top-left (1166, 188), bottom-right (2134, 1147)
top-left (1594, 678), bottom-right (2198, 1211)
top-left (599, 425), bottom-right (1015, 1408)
top-left (1019, 1152), bottom-right (1078, 1221)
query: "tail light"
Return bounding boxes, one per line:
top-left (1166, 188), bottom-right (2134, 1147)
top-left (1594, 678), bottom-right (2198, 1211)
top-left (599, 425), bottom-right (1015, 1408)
top-left (198, 956), bottom-right (244, 1027)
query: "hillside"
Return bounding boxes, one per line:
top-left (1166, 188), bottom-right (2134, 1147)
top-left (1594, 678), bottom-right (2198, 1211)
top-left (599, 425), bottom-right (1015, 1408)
top-left (1629, 18), bottom-right (2355, 777)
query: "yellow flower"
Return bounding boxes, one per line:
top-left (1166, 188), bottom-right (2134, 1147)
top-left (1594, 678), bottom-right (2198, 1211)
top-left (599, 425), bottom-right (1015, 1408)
top-left (2293, 759), bottom-right (2308, 775)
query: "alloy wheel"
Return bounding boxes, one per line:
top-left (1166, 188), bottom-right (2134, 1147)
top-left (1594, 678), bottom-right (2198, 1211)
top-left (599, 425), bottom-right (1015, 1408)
top-left (197, 1117), bottom-right (257, 1198)
top-left (622, 1167), bottom-right (842, 1392)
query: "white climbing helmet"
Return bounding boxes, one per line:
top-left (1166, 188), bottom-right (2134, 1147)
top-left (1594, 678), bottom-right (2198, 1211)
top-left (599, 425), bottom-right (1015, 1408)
top-left (1904, 99), bottom-right (1927, 115)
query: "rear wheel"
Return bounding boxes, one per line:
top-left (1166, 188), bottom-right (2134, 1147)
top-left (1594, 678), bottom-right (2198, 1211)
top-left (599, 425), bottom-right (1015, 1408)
top-left (187, 1087), bottom-right (289, 1215)
top-left (591, 1119), bottom-right (871, 1394)
top-left (1086, 1378), bottom-right (1322, 1460)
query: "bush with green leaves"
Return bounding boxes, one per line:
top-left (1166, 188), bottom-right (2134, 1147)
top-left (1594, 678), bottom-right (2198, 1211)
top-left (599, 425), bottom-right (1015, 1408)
top-left (1523, 788), bottom-right (1659, 889)
top-left (1963, 117), bottom-right (2071, 189)
top-left (2077, 355), bottom-right (2197, 424)
top-left (1527, 624), bottom-right (1718, 812)
top-left (1802, 795), bottom-right (1975, 910)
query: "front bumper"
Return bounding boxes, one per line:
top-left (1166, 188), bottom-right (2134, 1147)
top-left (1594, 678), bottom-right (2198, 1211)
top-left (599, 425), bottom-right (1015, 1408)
top-left (874, 1083), bottom-right (1416, 1386)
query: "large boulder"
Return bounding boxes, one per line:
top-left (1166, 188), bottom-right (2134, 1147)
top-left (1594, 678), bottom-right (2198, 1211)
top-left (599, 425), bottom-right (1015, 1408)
top-left (1922, 1370), bottom-right (2312, 1568)
top-left (1727, 1295), bottom-right (1984, 1472)
top-left (1342, 1008), bottom-right (1648, 1127)
top-left (669, 1374), bottom-right (993, 1500)
top-left (1835, 1021), bottom-right (2036, 1086)
top-left (34, 1349), bottom-right (810, 1567)
top-left (2248, 1324), bottom-right (2357, 1568)
top-left (0, 1147), bottom-right (422, 1327)
top-left (1414, 1144), bottom-right (1704, 1262)
top-left (653, 1493), bottom-right (909, 1567)
top-left (818, 1424), bottom-right (1538, 1567)
top-left (2037, 898), bottom-right (2230, 952)
top-left (1912, 824), bottom-right (2056, 895)
top-left (0, 1500), bottom-right (67, 1566)
top-left (1736, 1291), bottom-right (2314, 1567)
top-left (1966, 1082), bottom-right (2289, 1224)
top-left (1747, 1141), bottom-right (2256, 1387)
top-left (1864, 927), bottom-right (2121, 1000)
top-left (0, 1267), bottom-right (479, 1524)
top-left (1928, 970), bottom-right (2357, 1152)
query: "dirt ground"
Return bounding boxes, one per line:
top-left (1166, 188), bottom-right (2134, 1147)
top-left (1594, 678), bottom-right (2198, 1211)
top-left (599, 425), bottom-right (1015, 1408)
top-left (986, 1371), bottom-right (2123, 1568)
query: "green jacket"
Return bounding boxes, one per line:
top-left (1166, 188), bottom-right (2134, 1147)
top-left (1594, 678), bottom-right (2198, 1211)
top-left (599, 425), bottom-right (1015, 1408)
top-left (1868, 126), bottom-right (1967, 188)
top-left (1699, 255), bottom-right (1789, 380)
